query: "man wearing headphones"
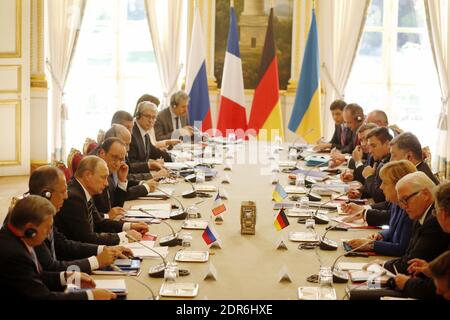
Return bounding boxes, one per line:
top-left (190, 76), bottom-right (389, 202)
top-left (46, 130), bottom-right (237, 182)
top-left (0, 196), bottom-right (116, 300)
top-left (129, 102), bottom-right (173, 169)
top-left (154, 90), bottom-right (194, 141)
top-left (29, 166), bottom-right (133, 274)
top-left (329, 103), bottom-right (365, 167)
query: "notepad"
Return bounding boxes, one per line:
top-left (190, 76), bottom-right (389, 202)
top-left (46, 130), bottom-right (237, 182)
top-left (124, 245), bottom-right (168, 260)
top-left (95, 280), bottom-right (127, 294)
top-left (127, 204), bottom-right (171, 219)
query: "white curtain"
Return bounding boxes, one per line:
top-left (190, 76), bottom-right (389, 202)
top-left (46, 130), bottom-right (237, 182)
top-left (425, 0), bottom-right (450, 179)
top-left (47, 0), bottom-right (86, 162)
top-left (317, 0), bottom-right (370, 138)
top-left (144, 0), bottom-right (184, 108)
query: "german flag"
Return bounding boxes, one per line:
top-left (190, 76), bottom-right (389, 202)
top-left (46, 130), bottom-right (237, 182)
top-left (247, 8), bottom-right (284, 141)
top-left (274, 208), bottom-right (290, 231)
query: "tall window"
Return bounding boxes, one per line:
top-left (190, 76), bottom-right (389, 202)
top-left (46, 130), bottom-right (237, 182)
top-left (346, 0), bottom-right (440, 156)
top-left (65, 0), bottom-right (161, 153)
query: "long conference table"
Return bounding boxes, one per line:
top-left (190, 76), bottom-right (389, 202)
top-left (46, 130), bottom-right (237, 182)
top-left (92, 141), bottom-right (382, 300)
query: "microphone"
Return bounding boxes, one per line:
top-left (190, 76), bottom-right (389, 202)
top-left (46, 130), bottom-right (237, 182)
top-left (110, 265), bottom-right (159, 300)
top-left (138, 208), bottom-right (182, 247)
top-left (289, 128), bottom-right (315, 153)
top-left (319, 220), bottom-right (349, 251)
top-left (155, 187), bottom-right (188, 220)
top-left (329, 239), bottom-right (375, 283)
top-left (125, 234), bottom-right (167, 278)
top-left (312, 193), bottom-right (347, 226)
top-left (182, 177), bottom-right (197, 199)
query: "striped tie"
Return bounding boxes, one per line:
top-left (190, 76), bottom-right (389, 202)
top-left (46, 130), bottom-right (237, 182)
top-left (30, 248), bottom-right (42, 274)
top-left (48, 229), bottom-right (56, 260)
top-left (87, 199), bottom-right (95, 230)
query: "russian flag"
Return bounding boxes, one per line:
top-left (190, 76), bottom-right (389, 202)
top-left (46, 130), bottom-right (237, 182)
top-left (216, 5), bottom-right (247, 138)
top-left (186, 6), bottom-right (212, 132)
top-left (202, 223), bottom-right (219, 246)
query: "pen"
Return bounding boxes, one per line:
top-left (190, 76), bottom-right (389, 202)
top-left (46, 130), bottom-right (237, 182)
top-left (393, 264), bottom-right (399, 275)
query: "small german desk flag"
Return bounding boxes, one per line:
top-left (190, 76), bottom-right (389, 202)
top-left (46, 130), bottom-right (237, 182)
top-left (274, 208), bottom-right (290, 231)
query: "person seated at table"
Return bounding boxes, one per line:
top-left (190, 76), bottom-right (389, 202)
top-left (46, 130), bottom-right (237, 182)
top-left (347, 127), bottom-right (392, 203)
top-left (55, 156), bottom-right (148, 245)
top-left (0, 196), bottom-right (116, 300)
top-left (133, 94), bottom-right (181, 151)
top-left (314, 100), bottom-right (351, 152)
top-left (329, 103), bottom-right (365, 167)
top-left (346, 160), bottom-right (415, 257)
top-left (366, 109), bottom-right (403, 137)
top-left (341, 123), bottom-right (377, 184)
top-left (365, 173), bottom-right (450, 299)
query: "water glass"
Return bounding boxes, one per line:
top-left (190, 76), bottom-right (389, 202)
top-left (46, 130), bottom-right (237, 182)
top-left (195, 170), bottom-right (206, 184)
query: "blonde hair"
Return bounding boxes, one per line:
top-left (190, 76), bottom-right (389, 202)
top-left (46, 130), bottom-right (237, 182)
top-left (379, 160), bottom-right (417, 185)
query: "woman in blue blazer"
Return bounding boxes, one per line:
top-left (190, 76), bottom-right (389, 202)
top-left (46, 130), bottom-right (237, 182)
top-left (346, 160), bottom-right (416, 257)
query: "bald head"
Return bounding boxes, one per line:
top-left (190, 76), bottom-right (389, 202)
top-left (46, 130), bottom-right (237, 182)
top-left (367, 110), bottom-right (389, 127)
top-left (105, 124), bottom-right (132, 147)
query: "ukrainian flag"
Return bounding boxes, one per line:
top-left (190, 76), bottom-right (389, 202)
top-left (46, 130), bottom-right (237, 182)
top-left (288, 9), bottom-right (322, 144)
top-left (272, 183), bottom-right (288, 203)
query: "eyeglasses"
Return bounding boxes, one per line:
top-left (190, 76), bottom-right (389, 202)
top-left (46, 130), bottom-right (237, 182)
top-left (141, 113), bottom-right (157, 120)
top-left (399, 190), bottom-right (421, 206)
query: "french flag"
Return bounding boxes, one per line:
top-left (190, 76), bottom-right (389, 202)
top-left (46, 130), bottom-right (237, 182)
top-left (186, 7), bottom-right (212, 132)
top-left (216, 5), bottom-right (247, 138)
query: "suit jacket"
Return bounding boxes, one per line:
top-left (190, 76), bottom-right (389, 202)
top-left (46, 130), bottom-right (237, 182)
top-left (340, 129), bottom-right (359, 154)
top-left (55, 178), bottom-right (124, 246)
top-left (373, 204), bottom-right (413, 257)
top-left (384, 206), bottom-right (450, 276)
top-left (366, 207), bottom-right (391, 227)
top-left (348, 155), bottom-right (373, 185)
top-left (360, 154), bottom-right (390, 203)
top-left (0, 227), bottom-right (88, 300)
top-left (329, 124), bottom-right (353, 151)
top-left (35, 226), bottom-right (99, 273)
top-left (128, 123), bottom-right (172, 168)
top-left (154, 107), bottom-right (188, 141)
top-left (93, 174), bottom-right (148, 214)
top-left (417, 161), bottom-right (440, 185)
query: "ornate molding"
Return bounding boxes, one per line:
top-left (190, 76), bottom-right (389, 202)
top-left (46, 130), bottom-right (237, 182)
top-left (0, 0), bottom-right (22, 58)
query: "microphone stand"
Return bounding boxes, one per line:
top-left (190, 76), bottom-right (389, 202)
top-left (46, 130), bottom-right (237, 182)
top-left (139, 208), bottom-right (182, 247)
top-left (329, 240), bottom-right (376, 283)
top-left (309, 193), bottom-right (347, 226)
top-left (182, 177), bottom-right (197, 199)
top-left (155, 187), bottom-right (188, 220)
top-left (110, 265), bottom-right (159, 300)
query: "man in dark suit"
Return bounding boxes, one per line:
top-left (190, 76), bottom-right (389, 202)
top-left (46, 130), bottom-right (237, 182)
top-left (154, 90), bottom-right (193, 141)
top-left (315, 100), bottom-right (352, 152)
top-left (380, 172), bottom-right (450, 299)
top-left (55, 156), bottom-right (148, 246)
top-left (342, 123), bottom-right (378, 184)
top-left (28, 166), bottom-right (132, 274)
top-left (0, 196), bottom-right (116, 300)
top-left (350, 127), bottom-right (393, 203)
top-left (390, 132), bottom-right (440, 185)
top-left (129, 102), bottom-right (173, 170)
top-left (94, 137), bottom-right (157, 216)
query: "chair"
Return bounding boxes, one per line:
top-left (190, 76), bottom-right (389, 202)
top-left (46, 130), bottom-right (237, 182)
top-left (53, 161), bottom-right (71, 181)
top-left (83, 137), bottom-right (98, 155)
top-left (67, 148), bottom-right (84, 178)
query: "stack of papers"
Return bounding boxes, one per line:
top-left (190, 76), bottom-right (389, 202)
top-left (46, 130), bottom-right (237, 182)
top-left (140, 187), bottom-right (174, 199)
top-left (95, 280), bottom-right (128, 296)
top-left (288, 232), bottom-right (319, 243)
top-left (128, 204), bottom-right (171, 219)
top-left (194, 184), bottom-right (218, 192)
top-left (298, 287), bottom-right (337, 300)
top-left (284, 186), bottom-right (307, 194)
top-left (123, 241), bottom-right (169, 259)
top-left (164, 162), bottom-right (190, 170)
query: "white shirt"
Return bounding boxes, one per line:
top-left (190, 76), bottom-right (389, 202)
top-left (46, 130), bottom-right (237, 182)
top-left (76, 179), bottom-right (130, 244)
top-left (418, 203), bottom-right (433, 225)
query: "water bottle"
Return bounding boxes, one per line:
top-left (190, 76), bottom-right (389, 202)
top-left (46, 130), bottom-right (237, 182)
top-left (299, 196), bottom-right (309, 209)
top-left (318, 267), bottom-right (334, 300)
top-left (181, 233), bottom-right (192, 248)
top-left (288, 148), bottom-right (298, 161)
top-left (296, 174), bottom-right (305, 187)
top-left (164, 262), bottom-right (179, 283)
top-left (195, 170), bottom-right (206, 184)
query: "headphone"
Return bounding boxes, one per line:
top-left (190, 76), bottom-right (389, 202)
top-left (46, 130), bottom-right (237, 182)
top-left (7, 223), bottom-right (37, 239)
top-left (41, 190), bottom-right (52, 199)
top-left (355, 114), bottom-right (364, 122)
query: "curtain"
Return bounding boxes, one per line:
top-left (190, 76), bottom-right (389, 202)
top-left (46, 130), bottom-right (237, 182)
top-left (317, 0), bottom-right (370, 138)
top-left (46, 0), bottom-right (87, 162)
top-left (425, 0), bottom-right (450, 179)
top-left (144, 0), bottom-right (184, 108)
